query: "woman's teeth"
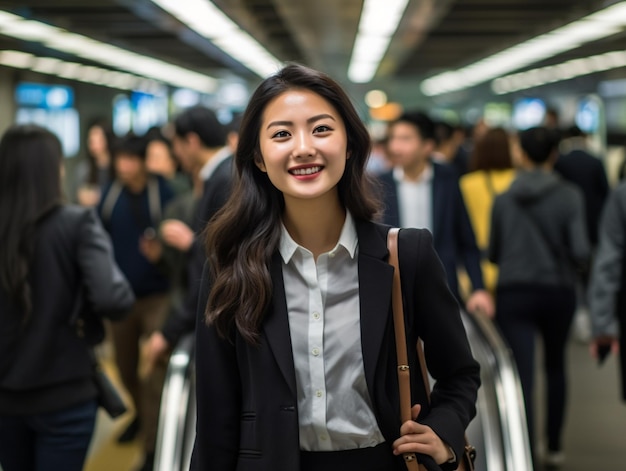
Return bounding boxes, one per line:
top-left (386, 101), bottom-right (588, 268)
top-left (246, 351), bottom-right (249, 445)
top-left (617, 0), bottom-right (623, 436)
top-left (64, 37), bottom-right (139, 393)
top-left (291, 166), bottom-right (321, 175)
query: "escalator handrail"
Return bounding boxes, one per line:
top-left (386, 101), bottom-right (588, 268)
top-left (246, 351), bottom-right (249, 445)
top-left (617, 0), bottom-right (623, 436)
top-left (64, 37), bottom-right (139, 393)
top-left (462, 310), bottom-right (534, 470)
top-left (154, 332), bottom-right (196, 471)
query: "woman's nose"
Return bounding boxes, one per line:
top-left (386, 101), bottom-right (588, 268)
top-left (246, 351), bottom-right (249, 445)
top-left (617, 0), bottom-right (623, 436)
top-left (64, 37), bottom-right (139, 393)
top-left (292, 131), bottom-right (314, 158)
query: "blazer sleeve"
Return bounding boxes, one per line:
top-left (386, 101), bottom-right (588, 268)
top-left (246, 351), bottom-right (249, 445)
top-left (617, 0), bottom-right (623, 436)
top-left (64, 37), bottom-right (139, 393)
top-left (453, 182), bottom-right (485, 291)
top-left (589, 185), bottom-right (626, 338)
top-left (77, 208), bottom-right (134, 319)
top-left (190, 263), bottom-right (241, 471)
top-left (401, 228), bottom-right (480, 469)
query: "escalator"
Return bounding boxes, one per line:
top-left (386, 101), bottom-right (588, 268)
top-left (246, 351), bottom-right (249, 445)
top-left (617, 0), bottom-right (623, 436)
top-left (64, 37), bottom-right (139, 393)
top-left (462, 311), bottom-right (534, 470)
top-left (154, 313), bottom-right (533, 470)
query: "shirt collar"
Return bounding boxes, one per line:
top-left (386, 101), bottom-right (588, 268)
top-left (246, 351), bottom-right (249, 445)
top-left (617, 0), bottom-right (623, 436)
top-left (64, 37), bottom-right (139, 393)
top-left (199, 146), bottom-right (231, 181)
top-left (279, 211), bottom-right (358, 264)
top-left (393, 162), bottom-right (433, 184)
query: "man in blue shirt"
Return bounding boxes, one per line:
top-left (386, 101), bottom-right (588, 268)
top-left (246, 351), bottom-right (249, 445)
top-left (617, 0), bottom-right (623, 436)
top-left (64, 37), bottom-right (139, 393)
top-left (98, 133), bottom-right (173, 470)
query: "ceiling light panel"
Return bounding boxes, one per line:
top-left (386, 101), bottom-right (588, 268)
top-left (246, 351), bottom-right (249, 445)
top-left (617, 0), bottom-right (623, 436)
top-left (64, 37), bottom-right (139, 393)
top-left (150, 0), bottom-right (282, 78)
top-left (348, 0), bottom-right (409, 83)
top-left (0, 10), bottom-right (217, 93)
top-left (422, 1), bottom-right (626, 96)
top-left (0, 50), bottom-right (165, 93)
top-left (491, 50), bottom-right (626, 94)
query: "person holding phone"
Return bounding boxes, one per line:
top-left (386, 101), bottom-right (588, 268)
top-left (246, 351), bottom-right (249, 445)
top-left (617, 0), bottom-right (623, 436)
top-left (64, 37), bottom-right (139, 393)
top-left (588, 182), bottom-right (625, 382)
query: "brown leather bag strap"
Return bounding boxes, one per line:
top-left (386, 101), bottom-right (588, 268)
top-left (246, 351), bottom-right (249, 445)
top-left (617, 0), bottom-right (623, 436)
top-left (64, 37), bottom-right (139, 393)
top-left (388, 228), bottom-right (476, 471)
top-left (388, 228), bottom-right (420, 470)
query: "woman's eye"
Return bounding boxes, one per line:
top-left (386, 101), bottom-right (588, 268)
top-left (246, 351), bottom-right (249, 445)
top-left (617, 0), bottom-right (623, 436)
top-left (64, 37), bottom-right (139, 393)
top-left (314, 125), bottom-right (332, 133)
top-left (272, 130), bottom-right (290, 138)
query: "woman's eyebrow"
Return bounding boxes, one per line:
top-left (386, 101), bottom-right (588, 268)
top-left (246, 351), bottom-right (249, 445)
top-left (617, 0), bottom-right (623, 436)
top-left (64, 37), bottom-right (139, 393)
top-left (266, 113), bottom-right (336, 129)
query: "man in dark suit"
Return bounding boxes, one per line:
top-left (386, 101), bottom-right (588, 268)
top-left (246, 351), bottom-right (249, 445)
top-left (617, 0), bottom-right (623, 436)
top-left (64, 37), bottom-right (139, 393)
top-left (144, 107), bottom-right (234, 376)
top-left (554, 126), bottom-right (609, 249)
top-left (554, 126), bottom-right (609, 341)
top-left (378, 111), bottom-right (494, 317)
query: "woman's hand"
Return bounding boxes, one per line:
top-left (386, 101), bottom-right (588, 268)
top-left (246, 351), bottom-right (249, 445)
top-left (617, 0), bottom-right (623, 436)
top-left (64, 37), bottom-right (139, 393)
top-left (392, 404), bottom-right (454, 465)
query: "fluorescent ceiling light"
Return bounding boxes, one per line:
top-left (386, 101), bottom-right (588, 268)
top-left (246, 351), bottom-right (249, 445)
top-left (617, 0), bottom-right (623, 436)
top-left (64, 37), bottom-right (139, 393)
top-left (348, 0), bottom-right (409, 83)
top-left (421, 1), bottom-right (626, 96)
top-left (0, 50), bottom-right (166, 93)
top-left (150, 0), bottom-right (282, 78)
top-left (0, 10), bottom-right (217, 93)
top-left (491, 50), bottom-right (626, 94)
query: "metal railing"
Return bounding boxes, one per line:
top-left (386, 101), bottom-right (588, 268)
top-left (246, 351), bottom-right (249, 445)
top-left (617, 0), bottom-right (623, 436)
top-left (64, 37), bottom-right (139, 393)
top-left (462, 311), bottom-right (534, 471)
top-left (153, 333), bottom-right (196, 471)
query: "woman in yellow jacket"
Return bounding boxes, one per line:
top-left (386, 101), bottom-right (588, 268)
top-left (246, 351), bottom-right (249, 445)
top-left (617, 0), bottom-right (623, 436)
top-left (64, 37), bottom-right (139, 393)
top-left (460, 127), bottom-right (516, 295)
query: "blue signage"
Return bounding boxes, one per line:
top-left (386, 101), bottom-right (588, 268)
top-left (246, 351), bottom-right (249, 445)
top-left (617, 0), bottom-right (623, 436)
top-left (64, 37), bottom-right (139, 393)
top-left (15, 82), bottom-right (74, 109)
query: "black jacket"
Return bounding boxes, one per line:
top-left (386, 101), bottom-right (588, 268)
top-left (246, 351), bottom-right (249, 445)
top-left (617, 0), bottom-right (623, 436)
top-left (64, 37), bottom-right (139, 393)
top-left (554, 148), bottom-right (609, 246)
top-left (161, 156), bottom-right (234, 346)
top-left (0, 205), bottom-right (134, 415)
top-left (191, 221), bottom-right (480, 471)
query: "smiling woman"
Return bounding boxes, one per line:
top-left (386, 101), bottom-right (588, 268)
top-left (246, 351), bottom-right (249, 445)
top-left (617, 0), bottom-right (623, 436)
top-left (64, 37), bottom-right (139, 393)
top-left (190, 63), bottom-right (480, 471)
top-left (256, 89), bottom-right (349, 210)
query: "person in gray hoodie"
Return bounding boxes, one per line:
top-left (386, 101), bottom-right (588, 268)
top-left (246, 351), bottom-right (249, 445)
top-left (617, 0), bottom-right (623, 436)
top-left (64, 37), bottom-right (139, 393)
top-left (489, 126), bottom-right (589, 469)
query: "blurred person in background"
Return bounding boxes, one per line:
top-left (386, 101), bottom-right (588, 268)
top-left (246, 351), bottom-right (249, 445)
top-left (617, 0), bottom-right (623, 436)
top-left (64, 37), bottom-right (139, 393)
top-left (97, 133), bottom-right (174, 471)
top-left (143, 107), bottom-right (234, 375)
top-left (588, 181), bottom-right (626, 402)
top-left (460, 127), bottom-right (516, 294)
top-left (489, 126), bottom-right (589, 468)
top-left (432, 120), bottom-right (467, 176)
top-left (379, 110), bottom-right (494, 318)
top-left (554, 125), bottom-right (609, 342)
top-left (0, 125), bottom-right (134, 471)
top-left (145, 126), bottom-right (191, 197)
top-left (76, 118), bottom-right (115, 207)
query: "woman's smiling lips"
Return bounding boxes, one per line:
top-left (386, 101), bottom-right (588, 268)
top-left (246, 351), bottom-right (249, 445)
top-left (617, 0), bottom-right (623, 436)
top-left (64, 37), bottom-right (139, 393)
top-left (289, 164), bottom-right (323, 180)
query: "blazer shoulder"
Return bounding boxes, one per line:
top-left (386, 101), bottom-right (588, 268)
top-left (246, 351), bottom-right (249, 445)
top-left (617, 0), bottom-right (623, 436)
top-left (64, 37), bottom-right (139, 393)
top-left (433, 161), bottom-right (460, 182)
top-left (398, 227), bottom-right (433, 261)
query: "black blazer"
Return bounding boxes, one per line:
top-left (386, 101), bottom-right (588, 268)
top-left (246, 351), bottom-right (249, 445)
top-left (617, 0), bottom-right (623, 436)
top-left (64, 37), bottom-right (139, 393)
top-left (191, 220), bottom-right (480, 471)
top-left (554, 149), bottom-right (609, 246)
top-left (0, 206), bottom-right (134, 414)
top-left (378, 163), bottom-right (484, 298)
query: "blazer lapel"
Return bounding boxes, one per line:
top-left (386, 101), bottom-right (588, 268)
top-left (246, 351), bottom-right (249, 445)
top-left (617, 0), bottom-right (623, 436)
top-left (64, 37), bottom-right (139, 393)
top-left (262, 252), bottom-right (297, 397)
top-left (261, 223), bottom-right (394, 400)
top-left (356, 221), bottom-right (394, 398)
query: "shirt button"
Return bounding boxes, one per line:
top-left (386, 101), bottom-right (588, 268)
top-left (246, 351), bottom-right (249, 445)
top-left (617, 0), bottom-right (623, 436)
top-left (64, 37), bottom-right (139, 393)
top-left (312, 312), bottom-right (320, 320)
top-left (312, 347), bottom-right (320, 356)
top-left (320, 434), bottom-right (328, 441)
top-left (315, 390), bottom-right (323, 398)
top-left (329, 252), bottom-right (336, 258)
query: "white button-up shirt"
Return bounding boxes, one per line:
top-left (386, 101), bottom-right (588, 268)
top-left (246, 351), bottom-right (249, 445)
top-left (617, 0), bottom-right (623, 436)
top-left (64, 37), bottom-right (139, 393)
top-left (394, 164), bottom-right (434, 232)
top-left (198, 146), bottom-right (231, 182)
top-left (279, 212), bottom-right (385, 451)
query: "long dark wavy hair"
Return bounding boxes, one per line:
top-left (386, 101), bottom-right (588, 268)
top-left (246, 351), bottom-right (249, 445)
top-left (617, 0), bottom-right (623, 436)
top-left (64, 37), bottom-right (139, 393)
top-left (205, 63), bottom-right (380, 344)
top-left (0, 125), bottom-right (64, 320)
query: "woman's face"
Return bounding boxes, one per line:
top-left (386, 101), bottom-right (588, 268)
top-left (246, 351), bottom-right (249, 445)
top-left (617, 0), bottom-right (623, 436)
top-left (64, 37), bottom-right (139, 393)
top-left (146, 140), bottom-right (176, 177)
top-left (87, 126), bottom-right (108, 160)
top-left (257, 89), bottom-right (348, 205)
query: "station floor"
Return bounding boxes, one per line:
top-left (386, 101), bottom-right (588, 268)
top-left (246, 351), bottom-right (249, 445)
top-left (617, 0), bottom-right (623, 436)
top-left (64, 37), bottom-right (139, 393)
top-left (83, 331), bottom-right (626, 471)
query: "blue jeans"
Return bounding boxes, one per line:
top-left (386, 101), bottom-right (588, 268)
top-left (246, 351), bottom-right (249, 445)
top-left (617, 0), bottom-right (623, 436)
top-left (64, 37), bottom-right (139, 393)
top-left (0, 399), bottom-right (97, 471)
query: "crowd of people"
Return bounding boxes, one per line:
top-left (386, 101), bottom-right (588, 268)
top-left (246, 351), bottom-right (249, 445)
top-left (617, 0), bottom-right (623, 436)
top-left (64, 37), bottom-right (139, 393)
top-left (0, 63), bottom-right (625, 471)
